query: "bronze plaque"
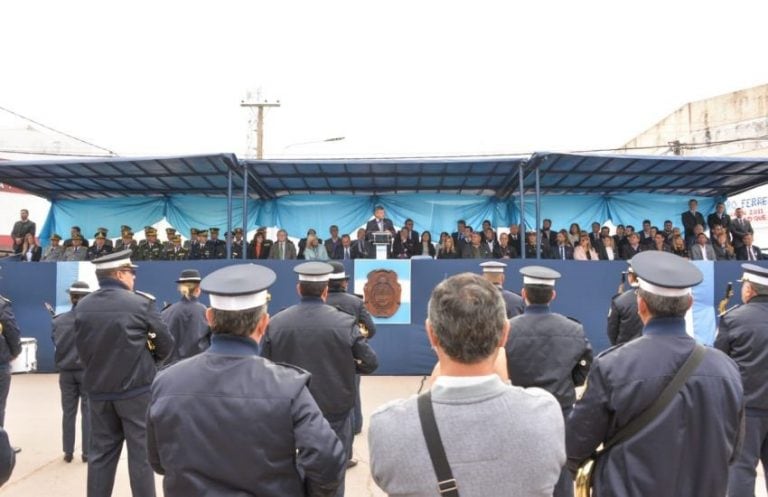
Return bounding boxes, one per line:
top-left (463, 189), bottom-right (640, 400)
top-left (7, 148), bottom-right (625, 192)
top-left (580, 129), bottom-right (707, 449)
top-left (364, 269), bottom-right (401, 318)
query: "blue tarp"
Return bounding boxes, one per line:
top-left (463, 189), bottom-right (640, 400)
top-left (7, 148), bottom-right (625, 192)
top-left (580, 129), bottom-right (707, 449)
top-left (40, 193), bottom-right (717, 243)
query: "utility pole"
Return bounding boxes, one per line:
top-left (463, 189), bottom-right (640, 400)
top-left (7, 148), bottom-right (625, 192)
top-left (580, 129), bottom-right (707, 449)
top-left (241, 89), bottom-right (280, 159)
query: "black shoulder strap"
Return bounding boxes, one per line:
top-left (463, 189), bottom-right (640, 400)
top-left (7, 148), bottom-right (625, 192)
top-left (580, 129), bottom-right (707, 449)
top-left (417, 391), bottom-right (460, 497)
top-left (604, 344), bottom-right (706, 451)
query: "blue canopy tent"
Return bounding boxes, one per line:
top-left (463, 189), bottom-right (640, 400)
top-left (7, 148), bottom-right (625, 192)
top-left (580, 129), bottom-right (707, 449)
top-left (1, 152), bottom-right (768, 256)
top-left (2, 152), bottom-right (768, 373)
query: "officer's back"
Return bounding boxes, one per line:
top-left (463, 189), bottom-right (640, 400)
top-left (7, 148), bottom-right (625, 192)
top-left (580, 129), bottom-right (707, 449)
top-left (607, 287), bottom-right (644, 345)
top-left (147, 264), bottom-right (345, 496)
top-left (505, 267), bottom-right (592, 409)
top-left (264, 294), bottom-right (377, 415)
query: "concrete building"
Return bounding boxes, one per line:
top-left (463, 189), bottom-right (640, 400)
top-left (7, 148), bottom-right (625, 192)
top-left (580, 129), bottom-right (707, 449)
top-left (622, 83), bottom-right (768, 157)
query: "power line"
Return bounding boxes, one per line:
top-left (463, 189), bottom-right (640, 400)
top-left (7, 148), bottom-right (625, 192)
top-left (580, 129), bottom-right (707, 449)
top-left (0, 105), bottom-right (118, 156)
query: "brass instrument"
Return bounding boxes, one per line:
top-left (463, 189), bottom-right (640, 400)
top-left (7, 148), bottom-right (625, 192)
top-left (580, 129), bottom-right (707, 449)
top-left (147, 331), bottom-right (157, 353)
top-left (575, 457), bottom-right (596, 497)
top-left (718, 282), bottom-right (734, 316)
top-left (358, 321), bottom-right (370, 338)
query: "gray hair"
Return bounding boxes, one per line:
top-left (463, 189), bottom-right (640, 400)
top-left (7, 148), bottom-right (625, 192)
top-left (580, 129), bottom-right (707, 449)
top-left (637, 288), bottom-right (691, 318)
top-left (427, 273), bottom-right (506, 364)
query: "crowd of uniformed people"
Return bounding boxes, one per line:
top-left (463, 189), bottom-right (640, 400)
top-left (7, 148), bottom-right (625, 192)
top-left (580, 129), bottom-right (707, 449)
top-left (0, 202), bottom-right (765, 496)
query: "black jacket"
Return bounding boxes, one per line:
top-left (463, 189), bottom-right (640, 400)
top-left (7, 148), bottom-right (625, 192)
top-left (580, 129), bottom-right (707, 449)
top-left (0, 427), bottom-right (14, 486)
top-left (606, 288), bottom-right (644, 346)
top-left (716, 295), bottom-right (768, 412)
top-left (148, 335), bottom-right (346, 497)
top-left (505, 305), bottom-right (593, 409)
top-left (75, 279), bottom-right (174, 399)
top-left (325, 289), bottom-right (377, 339)
top-left (0, 297), bottom-right (22, 365)
top-left (567, 318), bottom-right (743, 497)
top-left (161, 296), bottom-right (210, 365)
top-left (52, 310), bottom-right (83, 371)
top-left (262, 297), bottom-right (378, 415)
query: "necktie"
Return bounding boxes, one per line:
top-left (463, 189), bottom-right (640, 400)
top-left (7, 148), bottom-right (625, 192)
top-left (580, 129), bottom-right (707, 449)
top-left (280, 243), bottom-right (284, 260)
top-left (749, 247), bottom-right (754, 261)
top-left (345, 248), bottom-right (350, 260)
top-left (378, 221), bottom-right (383, 231)
top-left (561, 246), bottom-right (565, 260)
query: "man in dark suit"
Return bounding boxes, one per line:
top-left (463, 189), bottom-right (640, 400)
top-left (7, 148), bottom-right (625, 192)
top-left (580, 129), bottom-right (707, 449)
top-left (451, 220), bottom-right (467, 247)
top-left (731, 207), bottom-right (754, 250)
top-left (549, 232), bottom-right (574, 260)
top-left (737, 233), bottom-right (763, 261)
top-left (540, 219), bottom-right (554, 249)
top-left (350, 229), bottom-right (373, 259)
top-left (462, 232), bottom-right (492, 259)
top-left (10, 209), bottom-right (35, 254)
top-left (707, 202), bottom-right (731, 239)
top-left (365, 206), bottom-right (396, 241)
top-left (403, 219), bottom-right (419, 246)
top-left (588, 222), bottom-right (603, 251)
top-left (324, 225), bottom-right (344, 260)
top-left (682, 198), bottom-right (707, 247)
top-left (620, 233), bottom-right (643, 260)
top-left (392, 228), bottom-right (415, 259)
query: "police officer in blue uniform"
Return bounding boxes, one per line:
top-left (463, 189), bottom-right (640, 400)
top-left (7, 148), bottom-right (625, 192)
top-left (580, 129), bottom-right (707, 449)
top-left (0, 427), bottom-right (14, 487)
top-left (480, 261), bottom-right (524, 318)
top-left (262, 262), bottom-right (379, 497)
top-left (715, 263), bottom-right (768, 497)
top-left (567, 251), bottom-right (744, 497)
top-left (505, 265), bottom-right (592, 497)
top-left (52, 281), bottom-right (92, 463)
top-left (0, 272), bottom-right (21, 430)
top-left (147, 264), bottom-right (346, 496)
top-left (325, 261), bottom-right (376, 462)
top-left (606, 264), bottom-right (644, 345)
top-left (75, 250), bottom-right (174, 497)
top-left (160, 269), bottom-right (210, 364)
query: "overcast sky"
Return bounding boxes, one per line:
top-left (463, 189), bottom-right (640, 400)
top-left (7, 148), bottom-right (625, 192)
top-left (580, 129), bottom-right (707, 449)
top-left (2, 1), bottom-right (768, 159)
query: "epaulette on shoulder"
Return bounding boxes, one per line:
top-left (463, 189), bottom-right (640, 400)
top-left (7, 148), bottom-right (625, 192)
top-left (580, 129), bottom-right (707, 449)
top-left (596, 342), bottom-right (627, 359)
top-left (0, 295), bottom-right (10, 304)
top-left (274, 361), bottom-right (310, 375)
top-left (134, 290), bottom-right (156, 301)
top-left (719, 304), bottom-right (741, 318)
top-left (566, 316), bottom-right (582, 324)
top-left (161, 301), bottom-right (172, 311)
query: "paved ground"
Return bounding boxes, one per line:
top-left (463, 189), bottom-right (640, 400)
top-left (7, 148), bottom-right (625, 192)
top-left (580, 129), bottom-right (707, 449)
top-left (0, 374), bottom-right (426, 496)
top-left (0, 374), bottom-right (764, 496)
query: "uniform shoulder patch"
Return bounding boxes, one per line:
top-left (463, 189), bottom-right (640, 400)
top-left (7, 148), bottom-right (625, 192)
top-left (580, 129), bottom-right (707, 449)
top-left (134, 290), bottom-right (156, 301)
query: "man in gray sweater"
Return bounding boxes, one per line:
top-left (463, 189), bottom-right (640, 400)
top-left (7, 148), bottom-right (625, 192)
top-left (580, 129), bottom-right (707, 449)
top-left (369, 273), bottom-right (565, 497)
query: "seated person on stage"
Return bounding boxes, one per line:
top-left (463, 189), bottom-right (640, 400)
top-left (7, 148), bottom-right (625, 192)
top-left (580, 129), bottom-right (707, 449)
top-left (647, 232), bottom-right (671, 253)
top-left (620, 232), bottom-right (642, 260)
top-left (268, 229), bottom-right (297, 260)
top-left (670, 235), bottom-right (690, 259)
top-left (249, 231), bottom-right (270, 260)
top-left (483, 228), bottom-right (499, 257)
top-left (392, 227), bottom-right (416, 259)
top-left (338, 234), bottom-right (355, 260)
top-left (463, 232), bottom-right (492, 259)
top-left (415, 231), bottom-right (436, 258)
top-left (350, 228), bottom-right (373, 259)
top-left (573, 233), bottom-right (599, 261)
top-left (436, 235), bottom-right (460, 259)
top-left (303, 234), bottom-right (330, 261)
top-left (598, 234), bottom-right (619, 261)
top-left (495, 232), bottom-right (519, 259)
top-left (690, 232), bottom-right (717, 261)
top-left (737, 233), bottom-right (763, 261)
top-left (298, 228), bottom-right (322, 260)
top-left (324, 225), bottom-right (343, 260)
top-left (524, 231), bottom-right (545, 259)
top-left (713, 232), bottom-right (736, 261)
top-left (549, 230), bottom-right (574, 260)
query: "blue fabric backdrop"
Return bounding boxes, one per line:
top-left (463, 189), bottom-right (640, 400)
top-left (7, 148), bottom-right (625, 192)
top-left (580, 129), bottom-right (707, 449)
top-left (40, 193), bottom-right (719, 243)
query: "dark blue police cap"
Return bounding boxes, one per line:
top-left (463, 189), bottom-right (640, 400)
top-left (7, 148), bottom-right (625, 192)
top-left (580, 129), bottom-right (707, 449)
top-left (92, 249), bottom-right (138, 269)
top-left (520, 265), bottom-right (561, 286)
top-left (294, 262), bottom-right (333, 282)
top-left (630, 251), bottom-right (702, 296)
top-left (176, 269), bottom-right (202, 283)
top-left (200, 264), bottom-right (276, 311)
